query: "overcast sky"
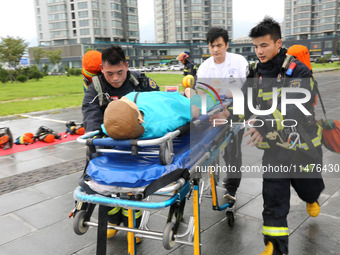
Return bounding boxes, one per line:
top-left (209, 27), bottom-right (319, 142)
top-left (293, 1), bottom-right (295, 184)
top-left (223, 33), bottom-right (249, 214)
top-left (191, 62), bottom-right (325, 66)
top-left (0, 0), bottom-right (283, 46)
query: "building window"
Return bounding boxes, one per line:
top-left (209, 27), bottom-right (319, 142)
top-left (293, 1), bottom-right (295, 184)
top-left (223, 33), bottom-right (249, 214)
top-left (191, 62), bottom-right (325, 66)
top-left (92, 1), bottom-right (99, 9)
top-left (49, 21), bottom-right (68, 30)
top-left (93, 19), bottom-right (100, 26)
top-left (80, 28), bottom-right (90, 36)
top-left (80, 38), bottom-right (91, 43)
top-left (47, 4), bottom-right (66, 13)
top-left (94, 28), bottom-right (101, 35)
top-left (79, 20), bottom-right (89, 27)
top-left (111, 3), bottom-right (121, 10)
top-left (79, 11), bottom-right (88, 18)
top-left (325, 40), bottom-right (332, 48)
top-left (78, 2), bottom-right (88, 9)
top-left (48, 13), bottom-right (67, 21)
top-left (112, 20), bottom-right (122, 27)
top-left (111, 11), bottom-right (122, 19)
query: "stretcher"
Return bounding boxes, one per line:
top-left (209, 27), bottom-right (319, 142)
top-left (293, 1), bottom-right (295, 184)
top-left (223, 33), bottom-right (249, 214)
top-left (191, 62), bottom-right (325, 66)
top-left (71, 99), bottom-right (241, 255)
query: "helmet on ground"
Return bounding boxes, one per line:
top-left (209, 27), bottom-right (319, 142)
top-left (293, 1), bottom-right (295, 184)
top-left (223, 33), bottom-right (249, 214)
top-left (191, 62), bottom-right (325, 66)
top-left (176, 52), bottom-right (189, 62)
top-left (182, 75), bottom-right (195, 88)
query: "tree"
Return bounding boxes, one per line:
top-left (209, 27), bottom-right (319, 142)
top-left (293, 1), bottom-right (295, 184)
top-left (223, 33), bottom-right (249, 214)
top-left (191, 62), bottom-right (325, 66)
top-left (0, 36), bottom-right (28, 82)
top-left (46, 49), bottom-right (63, 72)
top-left (32, 47), bottom-right (45, 70)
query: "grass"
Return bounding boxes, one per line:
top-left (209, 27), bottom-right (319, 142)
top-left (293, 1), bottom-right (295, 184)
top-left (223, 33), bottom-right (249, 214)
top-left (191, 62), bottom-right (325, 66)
top-left (0, 73), bottom-right (184, 116)
top-left (311, 62), bottom-right (340, 69)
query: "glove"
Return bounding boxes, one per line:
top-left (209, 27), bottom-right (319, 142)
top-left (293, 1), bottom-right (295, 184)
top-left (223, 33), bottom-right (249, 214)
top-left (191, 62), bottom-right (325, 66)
top-left (15, 133), bottom-right (34, 145)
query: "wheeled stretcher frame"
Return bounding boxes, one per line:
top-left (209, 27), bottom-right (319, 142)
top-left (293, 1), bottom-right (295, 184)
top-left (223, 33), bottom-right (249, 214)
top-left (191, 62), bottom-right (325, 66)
top-left (71, 100), bottom-right (241, 255)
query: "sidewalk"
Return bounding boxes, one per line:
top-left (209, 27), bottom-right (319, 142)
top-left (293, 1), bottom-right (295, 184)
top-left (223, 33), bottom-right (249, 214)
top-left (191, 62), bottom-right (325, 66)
top-left (0, 71), bottom-right (340, 254)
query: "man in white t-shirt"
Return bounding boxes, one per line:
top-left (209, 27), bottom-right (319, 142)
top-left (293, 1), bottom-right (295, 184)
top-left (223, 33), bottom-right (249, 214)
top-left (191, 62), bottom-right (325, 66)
top-left (197, 27), bottom-right (249, 202)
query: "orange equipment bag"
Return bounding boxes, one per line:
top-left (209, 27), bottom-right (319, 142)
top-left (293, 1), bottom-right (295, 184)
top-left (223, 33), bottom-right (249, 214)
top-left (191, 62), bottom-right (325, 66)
top-left (288, 45), bottom-right (340, 153)
top-left (319, 119), bottom-right (340, 153)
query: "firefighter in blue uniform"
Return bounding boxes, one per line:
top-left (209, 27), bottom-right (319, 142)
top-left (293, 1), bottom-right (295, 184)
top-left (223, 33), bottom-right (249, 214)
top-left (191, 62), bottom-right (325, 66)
top-left (210, 17), bottom-right (324, 255)
top-left (81, 45), bottom-right (159, 242)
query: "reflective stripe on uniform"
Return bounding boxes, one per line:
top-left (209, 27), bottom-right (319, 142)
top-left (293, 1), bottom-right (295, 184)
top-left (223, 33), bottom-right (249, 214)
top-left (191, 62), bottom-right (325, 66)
top-left (258, 88), bottom-right (282, 101)
top-left (310, 77), bottom-right (314, 91)
top-left (108, 207), bottom-right (121, 215)
top-left (296, 125), bottom-right (322, 150)
top-left (263, 226), bottom-right (289, 237)
top-left (256, 141), bottom-right (270, 149)
top-left (122, 209), bottom-right (143, 218)
top-left (272, 109), bottom-right (284, 131)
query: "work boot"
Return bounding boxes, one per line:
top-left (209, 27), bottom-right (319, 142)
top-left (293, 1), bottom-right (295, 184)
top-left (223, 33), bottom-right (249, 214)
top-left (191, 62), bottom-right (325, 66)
top-left (223, 190), bottom-right (236, 201)
top-left (307, 201), bottom-right (320, 217)
top-left (127, 235), bottom-right (142, 244)
top-left (260, 241), bottom-right (283, 255)
top-left (107, 223), bottom-right (118, 239)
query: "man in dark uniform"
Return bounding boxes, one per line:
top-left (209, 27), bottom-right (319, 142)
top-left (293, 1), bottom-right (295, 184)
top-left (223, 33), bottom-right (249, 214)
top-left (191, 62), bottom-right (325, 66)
top-left (82, 45), bottom-right (159, 242)
top-left (82, 45), bottom-right (159, 132)
top-left (176, 51), bottom-right (197, 78)
top-left (211, 17), bottom-right (324, 255)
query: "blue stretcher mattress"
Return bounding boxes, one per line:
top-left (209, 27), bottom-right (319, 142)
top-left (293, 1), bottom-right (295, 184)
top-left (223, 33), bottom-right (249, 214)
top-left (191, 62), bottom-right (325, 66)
top-left (86, 121), bottom-right (227, 188)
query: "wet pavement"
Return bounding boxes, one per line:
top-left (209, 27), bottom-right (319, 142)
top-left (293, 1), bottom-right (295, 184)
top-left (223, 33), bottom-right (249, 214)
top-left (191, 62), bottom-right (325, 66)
top-left (0, 71), bottom-right (340, 255)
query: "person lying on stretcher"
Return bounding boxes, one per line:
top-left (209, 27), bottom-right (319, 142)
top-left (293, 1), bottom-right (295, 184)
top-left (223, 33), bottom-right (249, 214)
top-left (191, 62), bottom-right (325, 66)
top-left (103, 91), bottom-right (217, 140)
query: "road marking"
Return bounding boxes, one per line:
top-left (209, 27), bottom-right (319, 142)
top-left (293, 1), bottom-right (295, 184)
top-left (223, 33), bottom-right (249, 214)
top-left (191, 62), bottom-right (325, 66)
top-left (19, 114), bottom-right (67, 124)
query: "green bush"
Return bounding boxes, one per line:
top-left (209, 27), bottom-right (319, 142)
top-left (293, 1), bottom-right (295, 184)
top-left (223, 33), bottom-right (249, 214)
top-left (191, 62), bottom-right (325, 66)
top-left (0, 67), bottom-right (9, 83)
top-left (28, 65), bottom-right (44, 80)
top-left (16, 74), bottom-right (28, 83)
top-left (316, 57), bottom-right (328, 63)
top-left (42, 64), bottom-right (49, 75)
top-left (68, 68), bottom-right (82, 76)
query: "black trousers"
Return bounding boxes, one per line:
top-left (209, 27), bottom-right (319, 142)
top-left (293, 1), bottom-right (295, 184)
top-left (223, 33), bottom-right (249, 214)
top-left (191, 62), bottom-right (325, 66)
top-left (223, 129), bottom-right (244, 194)
top-left (261, 148), bottom-right (325, 254)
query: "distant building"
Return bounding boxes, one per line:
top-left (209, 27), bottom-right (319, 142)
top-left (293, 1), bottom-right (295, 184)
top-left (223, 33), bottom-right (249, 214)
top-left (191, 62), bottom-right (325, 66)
top-left (284, 0), bottom-right (340, 40)
top-left (33, 0), bottom-right (140, 46)
top-left (233, 37), bottom-right (252, 44)
top-left (154, 0), bottom-right (233, 43)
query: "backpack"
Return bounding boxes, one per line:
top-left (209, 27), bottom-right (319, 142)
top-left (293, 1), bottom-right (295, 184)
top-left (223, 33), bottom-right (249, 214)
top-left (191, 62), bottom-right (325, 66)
top-left (287, 44), bottom-right (340, 153)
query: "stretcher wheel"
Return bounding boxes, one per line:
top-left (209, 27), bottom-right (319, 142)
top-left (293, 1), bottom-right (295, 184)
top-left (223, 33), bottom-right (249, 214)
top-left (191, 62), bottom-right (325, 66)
top-left (159, 142), bottom-right (174, 165)
top-left (226, 211), bottom-right (234, 226)
top-left (163, 222), bottom-right (176, 250)
top-left (73, 210), bottom-right (89, 235)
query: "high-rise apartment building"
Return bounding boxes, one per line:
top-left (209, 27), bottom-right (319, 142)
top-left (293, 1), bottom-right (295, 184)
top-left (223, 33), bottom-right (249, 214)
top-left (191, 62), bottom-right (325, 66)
top-left (284, 0), bottom-right (340, 40)
top-left (154, 0), bottom-right (233, 43)
top-left (33, 0), bottom-right (140, 46)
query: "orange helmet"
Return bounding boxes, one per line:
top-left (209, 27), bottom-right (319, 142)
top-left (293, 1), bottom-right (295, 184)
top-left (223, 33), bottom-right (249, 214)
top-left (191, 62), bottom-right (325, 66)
top-left (176, 52), bottom-right (189, 62)
top-left (82, 50), bottom-right (102, 82)
top-left (287, 45), bottom-right (312, 71)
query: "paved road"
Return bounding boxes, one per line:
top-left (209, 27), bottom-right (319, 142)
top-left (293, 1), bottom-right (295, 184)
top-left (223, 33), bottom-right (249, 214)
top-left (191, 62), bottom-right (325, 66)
top-left (0, 71), bottom-right (339, 254)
